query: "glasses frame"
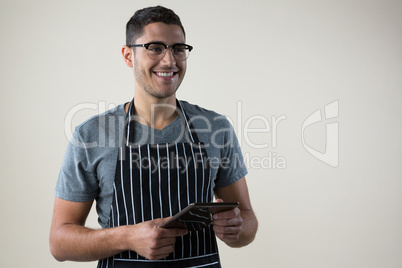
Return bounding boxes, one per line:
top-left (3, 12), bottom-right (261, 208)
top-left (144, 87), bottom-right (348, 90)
top-left (128, 42), bottom-right (193, 61)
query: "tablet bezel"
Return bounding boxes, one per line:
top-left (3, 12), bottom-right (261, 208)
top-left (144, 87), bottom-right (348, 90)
top-left (158, 202), bottom-right (239, 230)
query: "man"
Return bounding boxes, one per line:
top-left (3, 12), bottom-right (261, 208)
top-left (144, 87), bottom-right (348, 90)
top-left (50, 6), bottom-right (258, 267)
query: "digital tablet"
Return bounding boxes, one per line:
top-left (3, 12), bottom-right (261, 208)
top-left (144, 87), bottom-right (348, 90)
top-left (158, 202), bottom-right (239, 231)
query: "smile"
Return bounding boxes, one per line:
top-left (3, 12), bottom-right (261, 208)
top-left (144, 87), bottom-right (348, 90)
top-left (155, 72), bottom-right (175, 77)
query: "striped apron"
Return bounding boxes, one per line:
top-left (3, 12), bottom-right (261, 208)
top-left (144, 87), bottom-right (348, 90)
top-left (98, 99), bottom-right (221, 268)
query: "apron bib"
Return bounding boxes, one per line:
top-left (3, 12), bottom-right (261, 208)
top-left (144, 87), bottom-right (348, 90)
top-left (98, 100), bottom-right (221, 268)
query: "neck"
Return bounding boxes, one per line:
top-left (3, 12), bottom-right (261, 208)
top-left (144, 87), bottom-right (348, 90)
top-left (125, 94), bottom-right (178, 130)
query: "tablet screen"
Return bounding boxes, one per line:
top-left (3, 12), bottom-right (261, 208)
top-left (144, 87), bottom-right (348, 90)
top-left (159, 202), bottom-right (239, 231)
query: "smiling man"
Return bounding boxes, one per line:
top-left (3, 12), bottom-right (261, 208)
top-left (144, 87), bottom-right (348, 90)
top-left (50, 6), bottom-right (258, 268)
top-left (129, 23), bottom-right (186, 98)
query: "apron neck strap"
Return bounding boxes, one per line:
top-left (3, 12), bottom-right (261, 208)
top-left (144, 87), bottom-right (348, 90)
top-left (124, 98), bottom-right (200, 145)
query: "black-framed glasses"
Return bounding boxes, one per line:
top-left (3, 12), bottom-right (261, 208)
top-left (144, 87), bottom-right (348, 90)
top-left (128, 42), bottom-right (193, 61)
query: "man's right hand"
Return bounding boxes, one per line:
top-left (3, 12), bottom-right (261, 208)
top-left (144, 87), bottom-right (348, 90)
top-left (123, 217), bottom-right (188, 260)
top-left (50, 197), bottom-right (187, 262)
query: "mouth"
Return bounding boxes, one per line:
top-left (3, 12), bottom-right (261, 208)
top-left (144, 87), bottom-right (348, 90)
top-left (154, 71), bottom-right (178, 79)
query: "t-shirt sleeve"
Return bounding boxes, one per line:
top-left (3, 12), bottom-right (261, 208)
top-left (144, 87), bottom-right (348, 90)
top-left (55, 128), bottom-right (99, 202)
top-left (214, 119), bottom-right (248, 188)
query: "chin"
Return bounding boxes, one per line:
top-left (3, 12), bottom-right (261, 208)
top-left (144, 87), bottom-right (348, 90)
top-left (151, 90), bottom-right (177, 99)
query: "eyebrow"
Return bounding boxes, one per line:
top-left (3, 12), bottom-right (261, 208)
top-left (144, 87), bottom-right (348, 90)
top-left (146, 41), bottom-right (186, 45)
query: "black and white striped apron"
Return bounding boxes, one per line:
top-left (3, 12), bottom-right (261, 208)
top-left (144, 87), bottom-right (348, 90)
top-left (98, 99), bottom-right (221, 268)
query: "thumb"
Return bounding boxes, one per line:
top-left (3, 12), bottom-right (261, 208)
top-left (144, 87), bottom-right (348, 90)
top-left (215, 198), bottom-right (224, 203)
top-left (152, 216), bottom-right (172, 226)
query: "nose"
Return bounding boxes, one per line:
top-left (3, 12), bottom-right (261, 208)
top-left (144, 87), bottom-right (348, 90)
top-left (161, 47), bottom-right (176, 66)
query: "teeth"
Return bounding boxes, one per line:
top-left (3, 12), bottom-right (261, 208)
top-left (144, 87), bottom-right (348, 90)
top-left (156, 72), bottom-right (174, 77)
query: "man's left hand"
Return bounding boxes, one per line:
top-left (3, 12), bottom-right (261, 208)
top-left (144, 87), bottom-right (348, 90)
top-left (212, 199), bottom-right (243, 244)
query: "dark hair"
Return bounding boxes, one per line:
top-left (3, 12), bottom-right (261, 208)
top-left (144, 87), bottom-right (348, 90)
top-left (126, 6), bottom-right (185, 46)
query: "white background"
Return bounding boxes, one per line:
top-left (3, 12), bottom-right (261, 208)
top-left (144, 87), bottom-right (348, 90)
top-left (1, 0), bottom-right (401, 267)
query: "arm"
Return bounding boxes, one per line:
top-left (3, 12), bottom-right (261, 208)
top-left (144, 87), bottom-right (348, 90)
top-left (213, 177), bottom-right (258, 248)
top-left (49, 197), bottom-right (187, 262)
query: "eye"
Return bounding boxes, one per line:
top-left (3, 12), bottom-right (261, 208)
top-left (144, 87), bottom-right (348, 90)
top-left (173, 45), bottom-right (187, 54)
top-left (147, 44), bottom-right (164, 54)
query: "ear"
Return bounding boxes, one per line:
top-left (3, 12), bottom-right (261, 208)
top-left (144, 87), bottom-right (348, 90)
top-left (122, 45), bottom-right (134, 67)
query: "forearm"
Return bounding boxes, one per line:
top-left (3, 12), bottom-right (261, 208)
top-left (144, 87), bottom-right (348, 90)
top-left (50, 223), bottom-right (128, 262)
top-left (226, 210), bottom-right (258, 248)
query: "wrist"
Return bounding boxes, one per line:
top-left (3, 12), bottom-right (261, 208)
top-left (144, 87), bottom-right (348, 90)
top-left (113, 225), bottom-right (132, 252)
top-left (101, 225), bottom-right (132, 253)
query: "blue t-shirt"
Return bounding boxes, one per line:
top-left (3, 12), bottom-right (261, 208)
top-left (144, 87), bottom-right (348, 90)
top-left (55, 100), bottom-right (247, 228)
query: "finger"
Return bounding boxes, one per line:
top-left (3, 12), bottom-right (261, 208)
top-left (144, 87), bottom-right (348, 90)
top-left (153, 217), bottom-right (188, 237)
top-left (215, 198), bottom-right (224, 203)
top-left (215, 232), bottom-right (240, 243)
top-left (156, 237), bottom-right (177, 247)
top-left (147, 245), bottom-right (174, 260)
top-left (213, 217), bottom-right (243, 227)
top-left (158, 227), bottom-right (188, 238)
top-left (213, 224), bottom-right (242, 235)
top-left (153, 216), bottom-right (173, 225)
top-left (147, 253), bottom-right (170, 260)
top-left (213, 208), bottom-right (240, 220)
top-left (152, 243), bottom-right (175, 253)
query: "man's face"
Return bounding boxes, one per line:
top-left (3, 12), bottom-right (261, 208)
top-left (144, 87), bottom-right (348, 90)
top-left (132, 22), bottom-right (187, 99)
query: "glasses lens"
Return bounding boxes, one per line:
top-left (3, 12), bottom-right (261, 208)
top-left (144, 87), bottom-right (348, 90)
top-left (172, 44), bottom-right (190, 60)
top-left (145, 43), bottom-right (191, 60)
top-left (147, 43), bottom-right (165, 60)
